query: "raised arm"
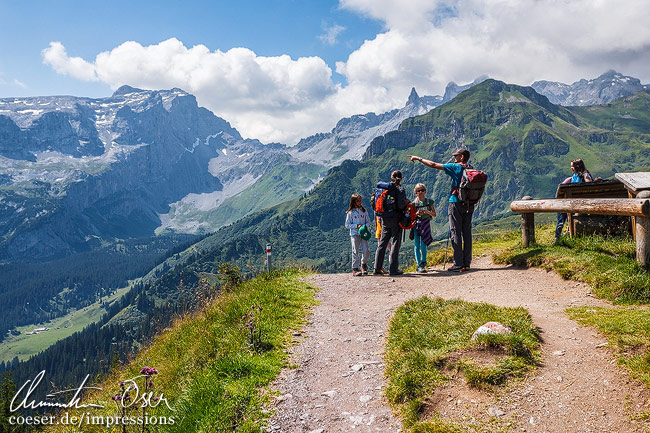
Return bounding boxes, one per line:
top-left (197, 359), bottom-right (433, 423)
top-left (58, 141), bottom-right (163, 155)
top-left (408, 154), bottom-right (444, 170)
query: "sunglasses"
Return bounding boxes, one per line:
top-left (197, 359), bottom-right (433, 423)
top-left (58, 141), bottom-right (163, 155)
top-left (415, 189), bottom-right (425, 192)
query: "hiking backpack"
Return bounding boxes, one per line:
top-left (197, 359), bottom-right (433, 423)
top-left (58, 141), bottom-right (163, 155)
top-left (458, 165), bottom-right (488, 205)
top-left (371, 182), bottom-right (397, 217)
top-left (399, 201), bottom-right (417, 230)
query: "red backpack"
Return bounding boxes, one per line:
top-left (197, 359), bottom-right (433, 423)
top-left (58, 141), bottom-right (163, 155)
top-left (399, 202), bottom-right (417, 229)
top-left (458, 165), bottom-right (488, 205)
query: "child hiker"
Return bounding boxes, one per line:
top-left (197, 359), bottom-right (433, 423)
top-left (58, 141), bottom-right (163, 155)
top-left (345, 193), bottom-right (372, 276)
top-left (413, 183), bottom-right (436, 273)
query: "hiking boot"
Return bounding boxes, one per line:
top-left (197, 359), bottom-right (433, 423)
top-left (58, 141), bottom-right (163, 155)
top-left (352, 269), bottom-right (362, 276)
top-left (361, 264), bottom-right (368, 275)
top-left (461, 266), bottom-right (470, 272)
top-left (447, 265), bottom-right (464, 272)
top-left (389, 270), bottom-right (404, 276)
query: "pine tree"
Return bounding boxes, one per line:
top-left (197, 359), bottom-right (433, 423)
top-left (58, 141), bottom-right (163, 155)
top-left (0, 370), bottom-right (26, 433)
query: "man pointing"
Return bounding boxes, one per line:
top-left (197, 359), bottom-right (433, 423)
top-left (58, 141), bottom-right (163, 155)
top-left (408, 148), bottom-right (474, 272)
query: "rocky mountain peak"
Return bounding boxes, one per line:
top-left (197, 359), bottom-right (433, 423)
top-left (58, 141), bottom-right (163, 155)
top-left (112, 85), bottom-right (145, 97)
top-left (442, 76), bottom-right (489, 103)
top-left (407, 87), bottom-right (420, 105)
top-left (531, 70), bottom-right (648, 106)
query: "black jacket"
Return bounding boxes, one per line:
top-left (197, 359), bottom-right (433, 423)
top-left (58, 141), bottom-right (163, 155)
top-left (382, 182), bottom-right (407, 227)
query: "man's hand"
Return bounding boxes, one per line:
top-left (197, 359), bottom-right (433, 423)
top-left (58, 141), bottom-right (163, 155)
top-left (409, 155), bottom-right (443, 170)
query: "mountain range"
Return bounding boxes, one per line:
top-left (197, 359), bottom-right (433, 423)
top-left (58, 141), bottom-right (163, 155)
top-left (0, 85), bottom-right (443, 261)
top-left (532, 70), bottom-right (649, 106)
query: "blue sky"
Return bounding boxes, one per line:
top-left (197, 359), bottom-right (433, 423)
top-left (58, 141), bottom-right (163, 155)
top-left (0, 0), bottom-right (381, 97)
top-left (1, 0), bottom-right (649, 144)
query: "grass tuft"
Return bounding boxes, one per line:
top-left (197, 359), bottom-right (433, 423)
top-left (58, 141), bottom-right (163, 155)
top-left (385, 297), bottom-right (540, 430)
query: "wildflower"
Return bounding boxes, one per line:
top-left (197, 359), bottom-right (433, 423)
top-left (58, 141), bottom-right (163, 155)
top-left (139, 366), bottom-right (159, 376)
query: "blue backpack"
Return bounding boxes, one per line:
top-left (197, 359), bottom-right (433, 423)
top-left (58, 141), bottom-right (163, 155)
top-left (371, 182), bottom-right (397, 217)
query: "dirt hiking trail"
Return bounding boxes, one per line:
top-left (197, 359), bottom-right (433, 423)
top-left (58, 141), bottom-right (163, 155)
top-left (268, 255), bottom-right (650, 433)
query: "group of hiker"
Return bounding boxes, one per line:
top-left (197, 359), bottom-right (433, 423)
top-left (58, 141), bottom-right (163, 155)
top-left (344, 148), bottom-right (593, 276)
top-left (344, 147), bottom-right (480, 276)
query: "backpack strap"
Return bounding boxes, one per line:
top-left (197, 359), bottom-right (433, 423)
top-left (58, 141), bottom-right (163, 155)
top-left (450, 163), bottom-right (467, 197)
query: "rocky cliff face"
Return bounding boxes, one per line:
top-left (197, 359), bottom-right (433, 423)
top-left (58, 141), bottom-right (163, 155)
top-left (0, 87), bottom-right (290, 260)
top-left (532, 70), bottom-right (648, 106)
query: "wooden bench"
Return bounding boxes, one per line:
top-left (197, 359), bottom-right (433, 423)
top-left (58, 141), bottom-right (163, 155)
top-left (555, 179), bottom-right (630, 237)
top-left (510, 193), bottom-right (650, 268)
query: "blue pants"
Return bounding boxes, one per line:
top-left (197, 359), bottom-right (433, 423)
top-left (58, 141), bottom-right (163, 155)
top-left (413, 230), bottom-right (427, 266)
top-left (555, 213), bottom-right (568, 239)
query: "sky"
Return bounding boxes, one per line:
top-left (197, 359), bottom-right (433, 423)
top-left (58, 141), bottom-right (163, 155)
top-left (1, 0), bottom-right (650, 144)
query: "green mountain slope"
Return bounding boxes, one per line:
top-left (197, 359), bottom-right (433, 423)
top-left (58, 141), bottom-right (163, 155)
top-left (138, 80), bottom-right (650, 276)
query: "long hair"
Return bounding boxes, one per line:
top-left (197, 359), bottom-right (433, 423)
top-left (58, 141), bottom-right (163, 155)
top-left (571, 158), bottom-right (586, 174)
top-left (347, 193), bottom-right (366, 213)
top-left (571, 158), bottom-right (591, 181)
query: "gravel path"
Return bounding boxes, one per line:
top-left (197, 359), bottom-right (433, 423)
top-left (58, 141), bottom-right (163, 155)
top-left (269, 255), bottom-right (650, 432)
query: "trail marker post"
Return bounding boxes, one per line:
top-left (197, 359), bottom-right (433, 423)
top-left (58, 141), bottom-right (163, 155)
top-left (266, 243), bottom-right (272, 272)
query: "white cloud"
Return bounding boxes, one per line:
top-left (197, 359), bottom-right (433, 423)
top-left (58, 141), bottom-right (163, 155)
top-left (319, 24), bottom-right (346, 46)
top-left (12, 79), bottom-right (27, 89)
top-left (339, 0), bottom-right (650, 97)
top-left (42, 42), bottom-right (98, 82)
top-left (42, 38), bottom-right (339, 144)
top-left (42, 1), bottom-right (650, 144)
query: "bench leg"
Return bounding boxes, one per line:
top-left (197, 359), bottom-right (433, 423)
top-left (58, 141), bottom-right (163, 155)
top-left (522, 213), bottom-right (535, 247)
top-left (637, 216), bottom-right (650, 268)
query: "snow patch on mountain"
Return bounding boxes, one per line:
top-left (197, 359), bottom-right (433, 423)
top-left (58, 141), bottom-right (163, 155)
top-left (158, 172), bottom-right (260, 233)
